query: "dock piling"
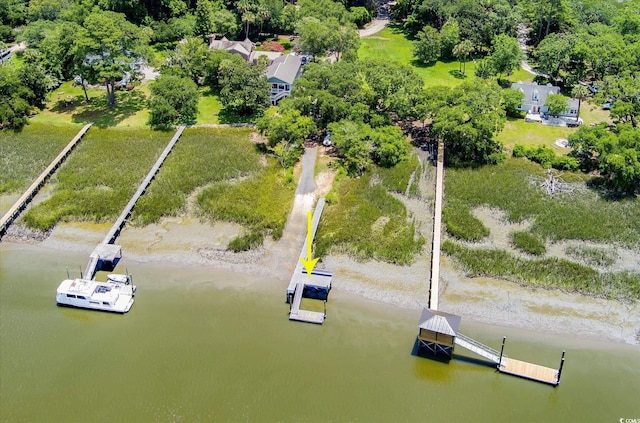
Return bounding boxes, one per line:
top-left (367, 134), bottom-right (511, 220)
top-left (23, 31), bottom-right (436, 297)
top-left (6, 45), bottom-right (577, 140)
top-left (557, 350), bottom-right (566, 385)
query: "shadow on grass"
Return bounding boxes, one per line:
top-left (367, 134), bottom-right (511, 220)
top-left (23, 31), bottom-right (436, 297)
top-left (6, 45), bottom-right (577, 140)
top-left (70, 89), bottom-right (148, 127)
top-left (449, 70), bottom-right (467, 79)
top-left (218, 108), bottom-right (262, 125)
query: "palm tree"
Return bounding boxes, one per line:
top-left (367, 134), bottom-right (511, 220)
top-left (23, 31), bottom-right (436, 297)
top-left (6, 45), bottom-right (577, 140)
top-left (571, 84), bottom-right (590, 122)
top-left (452, 40), bottom-right (474, 75)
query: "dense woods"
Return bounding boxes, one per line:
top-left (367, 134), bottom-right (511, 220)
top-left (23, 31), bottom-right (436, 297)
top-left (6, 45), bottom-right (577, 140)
top-left (1, 0), bottom-right (639, 192)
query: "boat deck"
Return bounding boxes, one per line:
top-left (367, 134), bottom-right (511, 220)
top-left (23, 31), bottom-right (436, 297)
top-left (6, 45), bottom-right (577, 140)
top-left (499, 358), bottom-right (559, 386)
top-left (289, 282), bottom-right (325, 324)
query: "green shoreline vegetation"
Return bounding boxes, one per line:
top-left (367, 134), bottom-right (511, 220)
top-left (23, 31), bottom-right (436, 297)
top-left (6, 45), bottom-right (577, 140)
top-left (132, 127), bottom-right (262, 225)
top-left (0, 122), bottom-right (81, 193)
top-left (22, 127), bottom-right (170, 230)
top-left (2, 0), bottom-right (639, 299)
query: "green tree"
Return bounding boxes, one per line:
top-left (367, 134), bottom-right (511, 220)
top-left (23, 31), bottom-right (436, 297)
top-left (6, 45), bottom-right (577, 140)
top-left (421, 79), bottom-right (506, 166)
top-left (349, 6), bottom-right (370, 28)
top-left (474, 58), bottom-right (495, 79)
top-left (545, 93), bottom-right (568, 117)
top-left (534, 32), bottom-right (572, 80)
top-left (0, 66), bottom-right (32, 130)
top-left (218, 58), bottom-right (270, 115)
top-left (148, 74), bottom-right (200, 128)
top-left (75, 10), bottom-right (149, 109)
top-left (603, 72), bottom-right (640, 128)
top-left (195, 0), bottom-right (216, 39)
top-left (487, 34), bottom-right (522, 79)
top-left (164, 36), bottom-right (209, 84)
top-left (570, 84), bottom-right (590, 122)
top-left (370, 125), bottom-right (409, 167)
top-left (452, 39), bottom-right (474, 75)
top-left (256, 108), bottom-right (316, 168)
top-left (413, 25), bottom-right (441, 65)
top-left (502, 88), bottom-right (525, 118)
top-left (327, 119), bottom-right (372, 175)
top-left (439, 18), bottom-right (460, 59)
top-left (256, 108), bottom-right (317, 147)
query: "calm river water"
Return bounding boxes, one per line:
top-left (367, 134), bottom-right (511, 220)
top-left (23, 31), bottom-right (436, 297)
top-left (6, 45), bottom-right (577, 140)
top-left (1, 243), bottom-right (638, 422)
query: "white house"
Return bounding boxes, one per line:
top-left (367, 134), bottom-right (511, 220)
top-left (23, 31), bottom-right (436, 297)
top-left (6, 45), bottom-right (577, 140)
top-left (266, 54), bottom-right (303, 105)
top-left (511, 82), bottom-right (579, 120)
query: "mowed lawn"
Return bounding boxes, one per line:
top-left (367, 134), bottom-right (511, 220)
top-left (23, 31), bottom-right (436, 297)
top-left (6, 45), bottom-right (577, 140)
top-left (359, 27), bottom-right (533, 87)
top-left (30, 81), bottom-right (152, 128)
top-left (497, 103), bottom-right (612, 150)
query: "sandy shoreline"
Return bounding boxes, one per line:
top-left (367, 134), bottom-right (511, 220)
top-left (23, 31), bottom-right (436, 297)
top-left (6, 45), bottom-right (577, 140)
top-left (2, 148), bottom-right (639, 346)
top-left (4, 212), bottom-right (639, 346)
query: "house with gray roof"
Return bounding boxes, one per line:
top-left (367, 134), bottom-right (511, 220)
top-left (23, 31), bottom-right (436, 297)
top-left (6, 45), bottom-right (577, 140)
top-left (266, 54), bottom-right (303, 105)
top-left (511, 82), bottom-right (579, 121)
top-left (208, 35), bottom-right (256, 62)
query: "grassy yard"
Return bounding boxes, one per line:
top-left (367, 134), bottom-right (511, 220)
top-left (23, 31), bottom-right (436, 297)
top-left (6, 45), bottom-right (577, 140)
top-left (0, 122), bottom-right (82, 193)
top-left (445, 158), bottom-right (640, 247)
top-left (497, 103), bottom-right (611, 150)
top-left (23, 127), bottom-right (170, 230)
top-left (30, 81), bottom-right (151, 128)
top-left (132, 127), bottom-right (262, 225)
top-left (196, 87), bottom-right (223, 125)
top-left (359, 27), bottom-right (533, 87)
top-left (316, 172), bottom-right (424, 264)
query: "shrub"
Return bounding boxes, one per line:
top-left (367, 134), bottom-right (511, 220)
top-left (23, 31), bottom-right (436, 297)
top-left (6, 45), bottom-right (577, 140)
top-left (261, 41), bottom-right (285, 53)
top-left (510, 230), bottom-right (546, 255)
top-left (228, 231), bottom-right (264, 252)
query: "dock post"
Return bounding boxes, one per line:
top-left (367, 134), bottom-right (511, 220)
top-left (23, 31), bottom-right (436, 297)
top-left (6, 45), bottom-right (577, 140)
top-left (498, 336), bottom-right (506, 369)
top-left (323, 300), bottom-right (327, 318)
top-left (556, 350), bottom-right (566, 385)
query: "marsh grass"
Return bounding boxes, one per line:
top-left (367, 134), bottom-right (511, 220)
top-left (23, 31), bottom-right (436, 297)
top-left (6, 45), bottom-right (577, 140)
top-left (446, 158), bottom-right (640, 247)
top-left (316, 172), bottom-right (424, 264)
top-left (23, 127), bottom-right (170, 230)
top-left (565, 245), bottom-right (619, 268)
top-left (442, 240), bottom-right (640, 300)
top-left (375, 154), bottom-right (419, 194)
top-left (442, 200), bottom-right (490, 241)
top-left (133, 127), bottom-right (262, 224)
top-left (510, 230), bottom-right (546, 255)
top-left (197, 159), bottom-right (295, 243)
top-left (0, 122), bottom-right (81, 193)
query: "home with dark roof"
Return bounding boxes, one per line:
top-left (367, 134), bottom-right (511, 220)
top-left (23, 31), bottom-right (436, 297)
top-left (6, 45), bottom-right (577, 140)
top-left (511, 82), bottom-right (579, 121)
top-left (266, 54), bottom-right (303, 105)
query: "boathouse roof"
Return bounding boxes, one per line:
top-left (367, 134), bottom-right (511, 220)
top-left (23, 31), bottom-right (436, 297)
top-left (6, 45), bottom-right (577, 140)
top-left (418, 308), bottom-right (461, 336)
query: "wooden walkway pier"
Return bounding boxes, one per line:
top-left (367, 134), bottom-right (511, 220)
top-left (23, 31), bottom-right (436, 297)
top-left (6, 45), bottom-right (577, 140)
top-left (286, 198), bottom-right (333, 324)
top-left (428, 140), bottom-right (444, 310)
top-left (83, 125), bottom-right (186, 280)
top-left (0, 123), bottom-right (93, 240)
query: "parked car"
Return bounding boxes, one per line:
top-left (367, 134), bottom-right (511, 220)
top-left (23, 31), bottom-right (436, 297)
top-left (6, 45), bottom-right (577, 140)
top-left (602, 102), bottom-right (613, 110)
top-left (322, 132), bottom-right (332, 146)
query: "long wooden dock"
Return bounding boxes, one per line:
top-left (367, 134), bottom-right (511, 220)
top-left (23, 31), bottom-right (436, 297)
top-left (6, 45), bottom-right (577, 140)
top-left (454, 332), bottom-right (563, 386)
top-left (83, 124), bottom-right (186, 280)
top-left (428, 140), bottom-right (444, 310)
top-left (0, 123), bottom-right (93, 239)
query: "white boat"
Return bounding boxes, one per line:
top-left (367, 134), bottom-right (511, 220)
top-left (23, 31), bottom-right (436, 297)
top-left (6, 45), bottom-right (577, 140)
top-left (56, 275), bottom-right (136, 313)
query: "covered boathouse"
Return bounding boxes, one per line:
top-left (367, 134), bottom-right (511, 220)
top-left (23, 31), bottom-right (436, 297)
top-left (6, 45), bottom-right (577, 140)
top-left (416, 308), bottom-right (461, 359)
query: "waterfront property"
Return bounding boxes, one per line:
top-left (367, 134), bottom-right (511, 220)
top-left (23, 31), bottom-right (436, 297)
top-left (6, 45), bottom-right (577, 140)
top-left (511, 82), bottom-right (580, 125)
top-left (416, 308), bottom-right (460, 359)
